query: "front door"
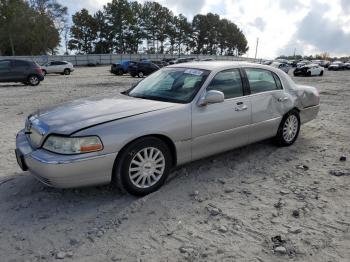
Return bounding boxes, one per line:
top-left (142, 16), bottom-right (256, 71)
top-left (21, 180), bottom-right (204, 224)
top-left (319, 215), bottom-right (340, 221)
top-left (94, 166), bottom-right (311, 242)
top-left (191, 68), bottom-right (251, 161)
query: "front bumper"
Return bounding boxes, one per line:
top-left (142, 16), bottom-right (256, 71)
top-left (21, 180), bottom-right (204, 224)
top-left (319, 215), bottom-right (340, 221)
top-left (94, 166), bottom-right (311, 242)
top-left (15, 130), bottom-right (118, 188)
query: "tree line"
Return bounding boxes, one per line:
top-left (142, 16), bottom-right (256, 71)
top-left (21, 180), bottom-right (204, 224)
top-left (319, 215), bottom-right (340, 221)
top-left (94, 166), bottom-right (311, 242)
top-left (69, 0), bottom-right (248, 56)
top-left (0, 0), bottom-right (67, 56)
top-left (0, 0), bottom-right (249, 56)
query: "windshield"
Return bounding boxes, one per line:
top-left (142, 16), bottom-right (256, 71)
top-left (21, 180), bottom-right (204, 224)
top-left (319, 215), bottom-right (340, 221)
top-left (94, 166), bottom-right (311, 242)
top-left (127, 68), bottom-right (210, 103)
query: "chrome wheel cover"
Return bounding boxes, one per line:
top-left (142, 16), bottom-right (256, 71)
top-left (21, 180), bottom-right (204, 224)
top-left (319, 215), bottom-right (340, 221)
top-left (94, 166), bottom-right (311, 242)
top-left (283, 115), bottom-right (298, 142)
top-left (129, 147), bottom-right (165, 189)
top-left (29, 76), bottom-right (39, 85)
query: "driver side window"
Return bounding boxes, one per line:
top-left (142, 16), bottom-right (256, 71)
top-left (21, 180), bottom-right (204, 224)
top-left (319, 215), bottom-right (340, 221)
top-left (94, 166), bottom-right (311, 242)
top-left (207, 69), bottom-right (244, 99)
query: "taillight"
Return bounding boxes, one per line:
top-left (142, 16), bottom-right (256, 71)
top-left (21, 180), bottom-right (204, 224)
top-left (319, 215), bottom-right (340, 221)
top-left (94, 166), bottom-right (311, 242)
top-left (35, 68), bottom-right (43, 75)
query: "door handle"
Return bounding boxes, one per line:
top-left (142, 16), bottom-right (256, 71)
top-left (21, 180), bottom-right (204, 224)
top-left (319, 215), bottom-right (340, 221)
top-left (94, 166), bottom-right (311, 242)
top-left (278, 97), bottom-right (288, 102)
top-left (235, 105), bottom-right (248, 111)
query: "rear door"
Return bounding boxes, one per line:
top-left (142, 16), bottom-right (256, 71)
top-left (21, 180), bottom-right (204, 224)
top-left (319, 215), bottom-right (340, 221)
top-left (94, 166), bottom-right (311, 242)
top-left (0, 60), bottom-right (11, 82)
top-left (244, 68), bottom-right (290, 143)
top-left (191, 68), bottom-right (252, 160)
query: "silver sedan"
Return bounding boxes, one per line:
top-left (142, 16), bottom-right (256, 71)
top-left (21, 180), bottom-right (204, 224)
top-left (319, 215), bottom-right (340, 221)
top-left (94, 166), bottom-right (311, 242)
top-left (15, 62), bottom-right (320, 195)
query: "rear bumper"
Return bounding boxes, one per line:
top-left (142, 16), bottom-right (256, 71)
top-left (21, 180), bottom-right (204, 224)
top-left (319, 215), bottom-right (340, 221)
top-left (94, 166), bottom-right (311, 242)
top-left (300, 105), bottom-right (320, 124)
top-left (15, 130), bottom-right (117, 188)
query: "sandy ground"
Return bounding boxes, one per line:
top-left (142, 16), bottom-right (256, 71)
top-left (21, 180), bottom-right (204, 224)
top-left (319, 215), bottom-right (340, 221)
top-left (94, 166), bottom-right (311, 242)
top-left (0, 66), bottom-right (349, 262)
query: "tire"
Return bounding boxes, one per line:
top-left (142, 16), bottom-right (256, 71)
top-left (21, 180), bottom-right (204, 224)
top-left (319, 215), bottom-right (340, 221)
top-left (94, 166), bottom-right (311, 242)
top-left (117, 69), bottom-right (123, 75)
top-left (138, 71), bottom-right (144, 78)
top-left (275, 110), bottom-right (300, 147)
top-left (63, 68), bottom-right (71, 75)
top-left (27, 75), bottom-right (40, 86)
top-left (112, 137), bottom-right (172, 196)
top-left (42, 70), bottom-right (47, 76)
top-left (320, 71), bottom-right (323, 76)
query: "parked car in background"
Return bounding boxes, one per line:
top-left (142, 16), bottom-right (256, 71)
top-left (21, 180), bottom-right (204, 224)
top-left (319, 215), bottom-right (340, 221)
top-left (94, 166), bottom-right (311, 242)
top-left (15, 61), bottom-right (320, 196)
top-left (263, 60), bottom-right (273, 65)
top-left (293, 64), bottom-right (324, 76)
top-left (111, 60), bottom-right (134, 75)
top-left (41, 61), bottom-right (74, 75)
top-left (270, 62), bottom-right (290, 73)
top-left (319, 60), bottom-right (331, 68)
top-left (344, 61), bottom-right (350, 69)
top-left (151, 60), bottom-right (168, 68)
top-left (173, 57), bottom-right (196, 64)
top-left (0, 59), bottom-right (44, 86)
top-left (128, 61), bottom-right (160, 77)
top-left (328, 61), bottom-right (345, 71)
top-left (296, 60), bottom-right (310, 68)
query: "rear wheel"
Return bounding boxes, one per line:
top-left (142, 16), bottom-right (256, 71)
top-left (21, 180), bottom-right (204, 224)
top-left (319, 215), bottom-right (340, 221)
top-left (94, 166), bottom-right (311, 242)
top-left (63, 68), bottom-right (71, 75)
top-left (138, 71), bottom-right (144, 78)
top-left (275, 110), bottom-right (300, 147)
top-left (112, 137), bottom-right (172, 196)
top-left (27, 75), bottom-right (40, 86)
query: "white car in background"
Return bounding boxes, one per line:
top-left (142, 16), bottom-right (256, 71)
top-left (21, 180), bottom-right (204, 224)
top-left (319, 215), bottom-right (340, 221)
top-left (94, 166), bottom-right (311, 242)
top-left (41, 61), bottom-right (74, 75)
top-left (294, 64), bottom-right (324, 76)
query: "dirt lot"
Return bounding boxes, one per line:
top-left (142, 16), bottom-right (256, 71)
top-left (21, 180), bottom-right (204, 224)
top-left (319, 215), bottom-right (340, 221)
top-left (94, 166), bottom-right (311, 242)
top-left (0, 66), bottom-right (349, 262)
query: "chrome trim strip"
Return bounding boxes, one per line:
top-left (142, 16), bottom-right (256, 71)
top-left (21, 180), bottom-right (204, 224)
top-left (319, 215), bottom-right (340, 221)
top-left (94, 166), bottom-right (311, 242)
top-left (29, 152), bottom-right (118, 165)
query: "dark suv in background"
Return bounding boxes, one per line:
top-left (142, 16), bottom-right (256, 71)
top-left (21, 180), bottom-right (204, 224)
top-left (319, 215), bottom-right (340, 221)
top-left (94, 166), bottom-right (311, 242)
top-left (128, 61), bottom-right (160, 77)
top-left (0, 59), bottom-right (44, 86)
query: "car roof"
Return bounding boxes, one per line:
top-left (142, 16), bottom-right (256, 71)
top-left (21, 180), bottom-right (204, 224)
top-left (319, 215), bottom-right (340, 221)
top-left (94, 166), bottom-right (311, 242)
top-left (0, 59), bottom-right (31, 62)
top-left (168, 61), bottom-right (275, 71)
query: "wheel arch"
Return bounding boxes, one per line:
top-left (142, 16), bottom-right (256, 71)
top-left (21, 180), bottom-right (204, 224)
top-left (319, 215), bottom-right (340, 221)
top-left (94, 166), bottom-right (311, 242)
top-left (112, 134), bottom-right (177, 179)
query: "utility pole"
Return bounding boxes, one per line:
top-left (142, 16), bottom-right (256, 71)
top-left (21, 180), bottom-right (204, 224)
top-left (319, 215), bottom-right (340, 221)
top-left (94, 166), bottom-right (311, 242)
top-left (254, 37), bottom-right (259, 60)
top-left (293, 48), bottom-right (296, 59)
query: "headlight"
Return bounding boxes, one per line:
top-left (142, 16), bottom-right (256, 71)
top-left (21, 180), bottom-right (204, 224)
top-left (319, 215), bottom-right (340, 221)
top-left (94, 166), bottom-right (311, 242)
top-left (43, 135), bottom-right (103, 154)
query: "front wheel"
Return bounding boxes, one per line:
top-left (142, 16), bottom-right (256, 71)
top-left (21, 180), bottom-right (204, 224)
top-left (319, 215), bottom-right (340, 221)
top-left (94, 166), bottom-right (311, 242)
top-left (112, 137), bottom-right (172, 196)
top-left (275, 110), bottom-right (300, 147)
top-left (63, 69), bottom-right (71, 75)
top-left (138, 71), bottom-right (144, 78)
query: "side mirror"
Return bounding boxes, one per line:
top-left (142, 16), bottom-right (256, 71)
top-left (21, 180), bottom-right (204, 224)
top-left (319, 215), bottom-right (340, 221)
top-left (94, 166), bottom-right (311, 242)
top-left (198, 90), bottom-right (225, 106)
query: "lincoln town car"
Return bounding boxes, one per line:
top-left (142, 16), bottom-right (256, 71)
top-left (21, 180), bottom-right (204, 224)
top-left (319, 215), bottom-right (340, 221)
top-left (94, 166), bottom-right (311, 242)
top-left (15, 62), bottom-right (320, 195)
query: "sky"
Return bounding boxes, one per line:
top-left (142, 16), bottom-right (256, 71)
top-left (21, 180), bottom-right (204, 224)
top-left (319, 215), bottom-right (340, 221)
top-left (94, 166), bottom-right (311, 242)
top-left (59, 0), bottom-right (350, 59)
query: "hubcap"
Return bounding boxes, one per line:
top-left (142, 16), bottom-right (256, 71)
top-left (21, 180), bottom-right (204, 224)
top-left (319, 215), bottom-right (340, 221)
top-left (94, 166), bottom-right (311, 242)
top-left (129, 147), bottom-right (165, 189)
top-left (30, 76), bottom-right (39, 85)
top-left (283, 115), bottom-right (298, 142)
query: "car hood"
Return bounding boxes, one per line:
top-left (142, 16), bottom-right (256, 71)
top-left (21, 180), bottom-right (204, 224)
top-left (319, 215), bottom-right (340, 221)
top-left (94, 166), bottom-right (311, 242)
top-left (29, 95), bottom-right (177, 135)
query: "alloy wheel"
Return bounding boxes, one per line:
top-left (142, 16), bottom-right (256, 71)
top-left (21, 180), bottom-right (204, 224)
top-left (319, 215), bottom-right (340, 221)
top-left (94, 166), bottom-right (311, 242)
top-left (283, 115), bottom-right (299, 143)
top-left (29, 76), bottom-right (39, 86)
